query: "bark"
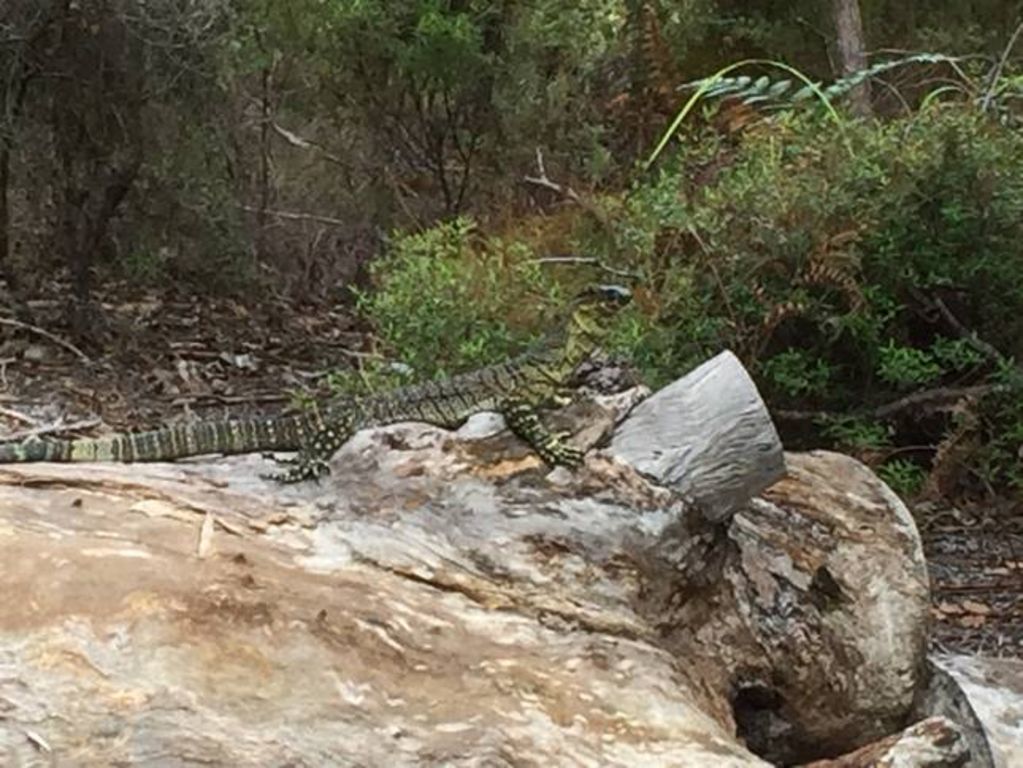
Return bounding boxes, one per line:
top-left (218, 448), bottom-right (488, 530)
top-left (831, 0), bottom-right (872, 117)
top-left (0, 134), bottom-right (15, 294)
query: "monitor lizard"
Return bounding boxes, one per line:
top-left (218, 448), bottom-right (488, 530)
top-left (0, 284), bottom-right (631, 482)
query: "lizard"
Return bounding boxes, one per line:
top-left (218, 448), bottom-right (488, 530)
top-left (0, 284), bottom-right (631, 483)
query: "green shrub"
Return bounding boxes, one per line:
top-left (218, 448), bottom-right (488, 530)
top-left (878, 458), bottom-right (928, 498)
top-left (610, 105), bottom-right (1023, 495)
top-left (356, 218), bottom-right (568, 380)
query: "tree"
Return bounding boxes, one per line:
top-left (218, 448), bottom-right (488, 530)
top-left (47, 1), bottom-right (145, 334)
top-left (0, 2), bottom-right (54, 303)
top-left (831, 0), bottom-right (872, 117)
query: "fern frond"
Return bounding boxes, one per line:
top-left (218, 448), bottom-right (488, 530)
top-left (679, 53), bottom-right (964, 111)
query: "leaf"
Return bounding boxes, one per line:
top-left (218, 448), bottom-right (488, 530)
top-left (934, 600), bottom-right (963, 616)
top-left (960, 599), bottom-right (992, 615)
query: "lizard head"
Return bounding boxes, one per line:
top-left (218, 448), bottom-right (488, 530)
top-left (573, 282), bottom-right (631, 319)
top-left (567, 283), bottom-right (632, 341)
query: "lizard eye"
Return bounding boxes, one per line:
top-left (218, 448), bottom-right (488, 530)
top-left (572, 281), bottom-right (632, 310)
top-left (596, 284), bottom-right (631, 305)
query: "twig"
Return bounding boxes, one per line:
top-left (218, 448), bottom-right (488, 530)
top-left (687, 225), bottom-right (737, 329)
top-left (0, 317), bottom-right (91, 363)
top-left (169, 393), bottom-right (289, 407)
top-left (873, 384), bottom-right (999, 419)
top-left (522, 148), bottom-right (616, 238)
top-left (532, 256), bottom-right (640, 281)
top-left (524, 148), bottom-right (586, 204)
top-left (1, 418), bottom-right (101, 442)
top-left (238, 204), bottom-right (347, 228)
top-left (928, 295), bottom-right (1003, 364)
top-left (270, 122), bottom-right (347, 167)
top-left (774, 383), bottom-right (1003, 423)
top-left (981, 20), bottom-right (1023, 113)
top-left (0, 405), bottom-right (39, 426)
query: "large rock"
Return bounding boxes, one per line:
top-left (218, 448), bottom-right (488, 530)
top-left (797, 716), bottom-right (970, 767)
top-left (0, 422), bottom-right (769, 767)
top-left (632, 450), bottom-right (932, 764)
top-left (0, 355), bottom-right (971, 766)
top-left (610, 350), bottom-right (785, 521)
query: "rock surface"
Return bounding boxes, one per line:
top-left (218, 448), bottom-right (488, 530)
top-left (797, 716), bottom-right (970, 767)
top-left (929, 655), bottom-right (1023, 768)
top-left (610, 350), bottom-right (785, 521)
top-left (0, 423), bottom-right (769, 766)
top-left (644, 450), bottom-right (932, 764)
top-left (0, 361), bottom-right (977, 767)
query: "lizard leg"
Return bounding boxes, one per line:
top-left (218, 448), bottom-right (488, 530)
top-left (262, 416), bottom-right (356, 484)
top-left (501, 398), bottom-right (583, 468)
top-left (262, 452), bottom-right (330, 484)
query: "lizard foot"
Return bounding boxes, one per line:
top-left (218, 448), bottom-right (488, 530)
top-left (538, 441), bottom-right (584, 468)
top-left (261, 457), bottom-right (330, 484)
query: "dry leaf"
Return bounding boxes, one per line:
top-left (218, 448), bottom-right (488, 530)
top-left (961, 600), bottom-right (991, 615)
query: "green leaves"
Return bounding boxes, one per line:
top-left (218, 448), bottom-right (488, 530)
top-left (877, 341), bottom-right (943, 389)
top-left (356, 218), bottom-right (562, 380)
top-left (762, 350), bottom-right (832, 397)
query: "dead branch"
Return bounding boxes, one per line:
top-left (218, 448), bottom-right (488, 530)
top-left (980, 20), bottom-right (1023, 113)
top-left (774, 384), bottom-right (1004, 425)
top-left (907, 286), bottom-right (1004, 364)
top-left (1, 417), bottom-right (101, 442)
top-left (522, 148), bottom-right (616, 236)
top-left (929, 296), bottom-right (1003, 364)
top-left (0, 405), bottom-right (38, 426)
top-left (523, 148), bottom-right (586, 204)
top-left (169, 393), bottom-right (289, 408)
top-left (270, 122), bottom-right (348, 168)
top-left (531, 255), bottom-right (640, 280)
top-left (0, 316), bottom-right (92, 363)
top-left (238, 204), bottom-right (347, 228)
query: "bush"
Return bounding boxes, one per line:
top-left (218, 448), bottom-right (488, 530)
top-left (356, 218), bottom-right (568, 380)
top-left (610, 105), bottom-right (1023, 495)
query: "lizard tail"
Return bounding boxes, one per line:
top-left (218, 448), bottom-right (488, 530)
top-left (0, 414), bottom-right (320, 464)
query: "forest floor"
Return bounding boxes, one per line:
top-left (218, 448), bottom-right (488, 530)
top-left (0, 281), bottom-right (1020, 658)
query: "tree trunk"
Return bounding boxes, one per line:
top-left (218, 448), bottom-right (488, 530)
top-left (255, 56), bottom-right (274, 262)
top-left (0, 139), bottom-right (15, 296)
top-left (48, 0), bottom-right (144, 337)
top-left (0, 5), bottom-right (51, 306)
top-left (831, 0), bottom-right (872, 117)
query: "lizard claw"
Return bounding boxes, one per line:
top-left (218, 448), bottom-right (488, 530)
top-left (261, 457), bottom-right (331, 484)
top-left (261, 452), bottom-right (298, 467)
top-left (541, 442), bottom-right (584, 468)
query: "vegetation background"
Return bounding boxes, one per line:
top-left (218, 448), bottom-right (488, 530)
top-left (1, 0), bottom-right (1022, 501)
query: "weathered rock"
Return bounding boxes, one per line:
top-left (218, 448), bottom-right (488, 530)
top-left (911, 658), bottom-right (998, 768)
top-left (610, 350), bottom-right (786, 522)
top-left (915, 655), bottom-right (1023, 768)
top-left (797, 716), bottom-right (970, 767)
top-left (0, 365), bottom-right (946, 766)
top-left (640, 450), bottom-right (932, 764)
top-left (0, 434), bottom-right (768, 766)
